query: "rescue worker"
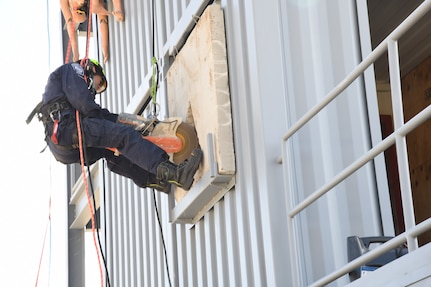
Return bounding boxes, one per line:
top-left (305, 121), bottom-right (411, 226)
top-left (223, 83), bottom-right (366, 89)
top-left (38, 59), bottom-right (202, 192)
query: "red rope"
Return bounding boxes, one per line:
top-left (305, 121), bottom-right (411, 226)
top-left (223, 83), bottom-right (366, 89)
top-left (76, 110), bottom-right (104, 287)
top-left (34, 197), bottom-right (51, 287)
top-left (36, 1), bottom-right (105, 285)
top-left (64, 1), bottom-right (105, 286)
top-left (85, 0), bottom-right (93, 61)
top-left (65, 40), bottom-right (72, 64)
top-left (75, 1), bottom-right (105, 286)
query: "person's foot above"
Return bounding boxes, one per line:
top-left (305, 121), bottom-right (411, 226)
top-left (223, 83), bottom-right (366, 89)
top-left (112, 10), bottom-right (124, 22)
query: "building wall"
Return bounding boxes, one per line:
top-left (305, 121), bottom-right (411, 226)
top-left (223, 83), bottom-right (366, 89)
top-left (82, 0), bottom-right (394, 286)
top-left (222, 0), bottom-right (390, 285)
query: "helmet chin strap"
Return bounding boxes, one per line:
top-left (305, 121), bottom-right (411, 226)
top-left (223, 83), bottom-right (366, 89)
top-left (87, 77), bottom-right (97, 97)
top-left (83, 61), bottom-right (97, 96)
top-left (81, 59), bottom-right (107, 95)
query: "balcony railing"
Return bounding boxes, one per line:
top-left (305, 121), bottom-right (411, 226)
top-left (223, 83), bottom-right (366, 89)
top-left (280, 0), bottom-right (431, 285)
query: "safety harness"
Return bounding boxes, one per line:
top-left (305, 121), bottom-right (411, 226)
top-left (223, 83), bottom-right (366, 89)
top-left (26, 98), bottom-right (74, 148)
top-left (26, 99), bottom-right (72, 123)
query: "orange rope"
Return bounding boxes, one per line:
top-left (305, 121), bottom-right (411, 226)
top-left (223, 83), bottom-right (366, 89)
top-left (33, 1), bottom-right (106, 286)
top-left (65, 40), bottom-right (72, 64)
top-left (35, 197), bottom-right (51, 287)
top-left (76, 110), bottom-right (104, 287)
top-left (66, 0), bottom-right (104, 286)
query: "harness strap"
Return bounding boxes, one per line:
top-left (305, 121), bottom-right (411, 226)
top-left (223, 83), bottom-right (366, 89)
top-left (38, 99), bottom-right (77, 150)
top-left (39, 99), bottom-right (73, 123)
top-left (26, 101), bottom-right (43, 124)
top-left (26, 99), bottom-right (72, 124)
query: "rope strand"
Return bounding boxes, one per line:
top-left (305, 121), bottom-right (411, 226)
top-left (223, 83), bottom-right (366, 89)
top-left (76, 110), bottom-right (104, 287)
top-left (74, 1), bottom-right (105, 285)
top-left (34, 197), bottom-right (51, 287)
top-left (151, 1), bottom-right (172, 286)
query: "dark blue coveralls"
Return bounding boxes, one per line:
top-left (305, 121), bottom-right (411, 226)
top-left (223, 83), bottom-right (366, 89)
top-left (41, 62), bottom-right (169, 188)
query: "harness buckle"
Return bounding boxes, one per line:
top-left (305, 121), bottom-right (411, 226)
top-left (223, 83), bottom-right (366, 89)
top-left (49, 102), bottom-right (62, 122)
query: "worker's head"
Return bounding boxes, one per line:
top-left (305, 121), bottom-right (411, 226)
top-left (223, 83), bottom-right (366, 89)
top-left (84, 59), bottom-right (108, 95)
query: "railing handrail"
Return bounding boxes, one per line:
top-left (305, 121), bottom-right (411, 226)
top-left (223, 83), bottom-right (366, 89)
top-left (282, 0), bottom-right (431, 142)
top-left (282, 0), bottom-right (431, 286)
top-left (287, 101), bottom-right (431, 219)
top-left (310, 217), bottom-right (431, 287)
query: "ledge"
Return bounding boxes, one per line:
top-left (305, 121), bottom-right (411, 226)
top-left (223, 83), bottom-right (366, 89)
top-left (69, 163), bottom-right (100, 229)
top-left (346, 243), bottom-right (431, 286)
top-left (166, 4), bottom-right (236, 224)
top-left (170, 133), bottom-right (235, 224)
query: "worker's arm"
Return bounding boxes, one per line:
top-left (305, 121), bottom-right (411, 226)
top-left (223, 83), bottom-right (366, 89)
top-left (60, 0), bottom-right (79, 62)
top-left (99, 16), bottom-right (109, 64)
top-left (62, 64), bottom-right (104, 117)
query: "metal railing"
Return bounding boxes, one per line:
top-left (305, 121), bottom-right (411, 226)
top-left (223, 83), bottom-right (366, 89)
top-left (281, 1), bottom-right (431, 286)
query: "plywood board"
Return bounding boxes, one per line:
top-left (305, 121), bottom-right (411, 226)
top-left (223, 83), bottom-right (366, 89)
top-left (401, 55), bottom-right (431, 245)
top-left (167, 4), bottom-right (235, 200)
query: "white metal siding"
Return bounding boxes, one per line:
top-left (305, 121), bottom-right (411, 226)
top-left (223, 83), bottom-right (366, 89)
top-left (222, 0), bottom-right (386, 285)
top-left (279, 1), bottom-right (387, 285)
top-left (75, 0), bottom-right (423, 286)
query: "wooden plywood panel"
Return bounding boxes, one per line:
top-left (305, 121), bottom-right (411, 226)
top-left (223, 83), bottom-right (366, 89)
top-left (380, 115), bottom-right (405, 235)
top-left (401, 55), bottom-right (431, 245)
top-left (166, 4), bottom-right (235, 201)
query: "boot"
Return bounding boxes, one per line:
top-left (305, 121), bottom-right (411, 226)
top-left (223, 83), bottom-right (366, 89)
top-left (157, 148), bottom-right (203, 190)
top-left (147, 174), bottom-right (171, 193)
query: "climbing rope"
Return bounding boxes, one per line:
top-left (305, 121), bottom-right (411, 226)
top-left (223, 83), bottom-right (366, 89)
top-left (35, 2), bottom-right (53, 285)
top-left (67, 1), bottom-right (105, 286)
top-left (35, 197), bottom-right (51, 287)
top-left (149, 0), bottom-right (160, 119)
top-left (150, 57), bottom-right (158, 102)
top-left (76, 110), bottom-right (104, 287)
top-left (77, 2), bottom-right (105, 287)
top-left (36, 1), bottom-right (106, 286)
top-left (150, 56), bottom-right (159, 118)
top-left (150, 1), bottom-right (172, 286)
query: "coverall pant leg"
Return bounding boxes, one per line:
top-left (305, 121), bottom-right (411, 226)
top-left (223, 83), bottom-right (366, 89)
top-left (104, 152), bottom-right (152, 188)
top-left (81, 117), bottom-right (169, 174)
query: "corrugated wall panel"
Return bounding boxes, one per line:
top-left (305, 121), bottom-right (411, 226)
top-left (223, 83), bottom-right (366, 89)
top-left (221, 0), bottom-right (281, 286)
top-left (87, 0), bottom-right (389, 286)
top-left (279, 1), bottom-right (389, 284)
top-left (222, 0), bottom-right (385, 285)
top-left (97, 0), bottom-right (277, 285)
top-left (213, 201), bottom-right (230, 286)
top-left (223, 193), bottom-right (242, 287)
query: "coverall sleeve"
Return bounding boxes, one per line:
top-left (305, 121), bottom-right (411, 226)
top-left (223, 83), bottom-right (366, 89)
top-left (61, 64), bottom-right (106, 118)
top-left (101, 109), bottom-right (119, 122)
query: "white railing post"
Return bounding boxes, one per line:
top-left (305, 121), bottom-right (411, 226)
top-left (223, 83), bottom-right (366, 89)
top-left (282, 139), bottom-right (304, 286)
top-left (387, 39), bottom-right (418, 251)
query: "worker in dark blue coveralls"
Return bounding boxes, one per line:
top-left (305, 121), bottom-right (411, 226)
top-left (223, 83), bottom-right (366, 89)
top-left (39, 59), bottom-right (202, 192)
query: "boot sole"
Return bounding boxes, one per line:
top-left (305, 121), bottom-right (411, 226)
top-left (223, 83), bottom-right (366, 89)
top-left (180, 148), bottom-right (203, 190)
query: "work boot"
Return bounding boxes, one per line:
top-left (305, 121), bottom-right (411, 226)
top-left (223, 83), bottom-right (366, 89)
top-left (157, 148), bottom-right (203, 190)
top-left (147, 174), bottom-right (171, 193)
